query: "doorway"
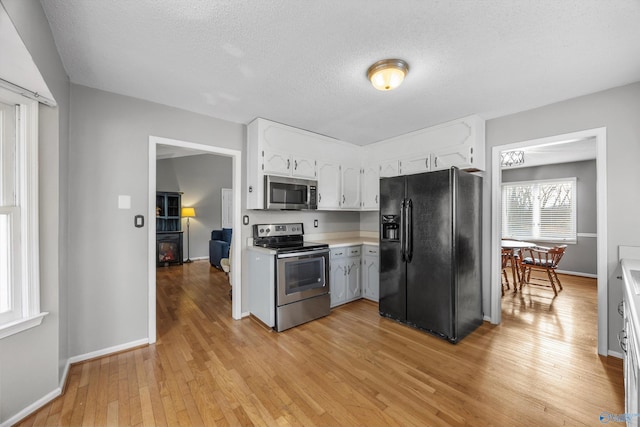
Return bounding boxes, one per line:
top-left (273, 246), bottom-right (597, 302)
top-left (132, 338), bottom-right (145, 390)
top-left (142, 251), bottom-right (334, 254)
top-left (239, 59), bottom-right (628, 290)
top-left (490, 127), bottom-right (608, 355)
top-left (147, 136), bottom-right (242, 344)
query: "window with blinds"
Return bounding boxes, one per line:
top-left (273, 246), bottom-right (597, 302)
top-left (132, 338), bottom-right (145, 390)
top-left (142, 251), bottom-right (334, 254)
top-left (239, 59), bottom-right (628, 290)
top-left (502, 177), bottom-right (577, 243)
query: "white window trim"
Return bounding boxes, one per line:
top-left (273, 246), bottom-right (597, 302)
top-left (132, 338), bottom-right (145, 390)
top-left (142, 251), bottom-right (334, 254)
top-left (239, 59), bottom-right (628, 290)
top-left (0, 88), bottom-right (47, 339)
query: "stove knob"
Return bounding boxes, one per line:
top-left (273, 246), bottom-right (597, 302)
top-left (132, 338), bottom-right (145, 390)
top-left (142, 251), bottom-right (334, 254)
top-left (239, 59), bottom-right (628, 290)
top-left (259, 228), bottom-right (264, 233)
top-left (266, 228), bottom-right (271, 233)
top-left (292, 227), bottom-right (296, 231)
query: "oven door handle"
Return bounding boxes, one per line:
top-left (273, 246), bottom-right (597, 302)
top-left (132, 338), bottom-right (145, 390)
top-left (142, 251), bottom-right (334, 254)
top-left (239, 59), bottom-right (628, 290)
top-left (277, 248), bottom-right (330, 259)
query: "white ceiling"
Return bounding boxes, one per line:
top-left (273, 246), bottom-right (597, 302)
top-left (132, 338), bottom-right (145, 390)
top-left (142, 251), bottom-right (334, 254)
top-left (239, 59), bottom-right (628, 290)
top-left (40, 0), bottom-right (640, 145)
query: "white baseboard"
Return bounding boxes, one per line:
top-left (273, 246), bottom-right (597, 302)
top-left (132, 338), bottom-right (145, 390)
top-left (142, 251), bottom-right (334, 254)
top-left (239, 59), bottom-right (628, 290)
top-left (608, 350), bottom-right (623, 359)
top-left (557, 269), bottom-right (597, 279)
top-left (1, 387), bottom-right (62, 427)
top-left (184, 256), bottom-right (208, 262)
top-left (68, 338), bottom-right (149, 364)
top-left (3, 338), bottom-right (150, 426)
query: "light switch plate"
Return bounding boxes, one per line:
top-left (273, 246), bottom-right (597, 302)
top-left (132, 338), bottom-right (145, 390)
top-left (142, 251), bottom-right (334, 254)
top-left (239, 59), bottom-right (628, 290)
top-left (118, 195), bottom-right (131, 209)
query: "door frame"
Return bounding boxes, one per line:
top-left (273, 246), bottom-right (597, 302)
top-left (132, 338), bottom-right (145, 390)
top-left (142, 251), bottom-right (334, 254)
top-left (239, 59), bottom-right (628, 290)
top-left (148, 136), bottom-right (242, 343)
top-left (490, 127), bottom-right (608, 356)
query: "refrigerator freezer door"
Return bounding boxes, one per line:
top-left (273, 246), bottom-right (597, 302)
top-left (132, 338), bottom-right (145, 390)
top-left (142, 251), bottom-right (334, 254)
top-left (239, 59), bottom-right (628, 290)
top-left (379, 176), bottom-right (407, 322)
top-left (406, 169), bottom-right (453, 338)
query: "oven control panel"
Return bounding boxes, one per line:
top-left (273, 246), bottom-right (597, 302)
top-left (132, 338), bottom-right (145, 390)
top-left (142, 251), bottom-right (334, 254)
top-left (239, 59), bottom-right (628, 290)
top-left (253, 223), bottom-right (304, 238)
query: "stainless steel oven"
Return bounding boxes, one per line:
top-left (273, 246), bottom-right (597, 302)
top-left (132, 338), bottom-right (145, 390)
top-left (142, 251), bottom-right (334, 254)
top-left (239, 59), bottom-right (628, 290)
top-left (277, 248), bottom-right (329, 305)
top-left (254, 223), bottom-right (330, 331)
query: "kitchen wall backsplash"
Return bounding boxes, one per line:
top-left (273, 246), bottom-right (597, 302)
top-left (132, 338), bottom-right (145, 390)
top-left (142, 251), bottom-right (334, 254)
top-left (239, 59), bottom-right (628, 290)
top-left (242, 210), bottom-right (361, 237)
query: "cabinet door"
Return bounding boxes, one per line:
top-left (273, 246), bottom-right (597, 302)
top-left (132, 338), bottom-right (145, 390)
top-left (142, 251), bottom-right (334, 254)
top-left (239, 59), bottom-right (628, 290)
top-left (262, 149), bottom-right (292, 176)
top-left (341, 164), bottom-right (361, 209)
top-left (400, 155), bottom-right (430, 175)
top-left (317, 161), bottom-right (341, 209)
top-left (363, 255), bottom-right (379, 302)
top-left (292, 155), bottom-right (316, 179)
top-left (362, 165), bottom-right (379, 209)
top-left (330, 260), bottom-right (347, 307)
top-left (346, 258), bottom-right (361, 301)
top-left (379, 160), bottom-right (399, 178)
top-left (432, 145), bottom-right (473, 171)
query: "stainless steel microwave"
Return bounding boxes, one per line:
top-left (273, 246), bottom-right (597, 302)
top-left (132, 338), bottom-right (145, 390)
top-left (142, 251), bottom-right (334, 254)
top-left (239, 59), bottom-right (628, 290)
top-left (264, 175), bottom-right (317, 210)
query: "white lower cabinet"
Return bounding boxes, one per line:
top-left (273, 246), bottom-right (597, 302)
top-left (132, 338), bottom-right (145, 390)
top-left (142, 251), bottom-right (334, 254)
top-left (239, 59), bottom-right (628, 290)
top-left (330, 257), bottom-right (348, 307)
top-left (330, 245), bottom-right (379, 307)
top-left (362, 245), bottom-right (379, 302)
top-left (330, 246), bottom-right (361, 307)
top-left (623, 295), bottom-right (640, 426)
top-left (247, 248), bottom-right (275, 327)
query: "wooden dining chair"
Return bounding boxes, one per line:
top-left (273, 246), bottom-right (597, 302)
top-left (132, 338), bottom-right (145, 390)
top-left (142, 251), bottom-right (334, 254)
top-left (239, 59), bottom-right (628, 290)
top-left (519, 245), bottom-right (567, 296)
top-left (501, 248), bottom-right (512, 295)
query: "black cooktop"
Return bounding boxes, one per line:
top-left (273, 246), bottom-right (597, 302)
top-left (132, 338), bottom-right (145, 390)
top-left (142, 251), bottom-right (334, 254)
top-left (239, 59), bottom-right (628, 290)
top-left (253, 223), bottom-right (328, 253)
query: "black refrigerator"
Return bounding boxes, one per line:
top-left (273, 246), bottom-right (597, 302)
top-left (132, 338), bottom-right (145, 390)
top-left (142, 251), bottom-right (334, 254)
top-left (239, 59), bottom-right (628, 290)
top-left (379, 167), bottom-right (482, 343)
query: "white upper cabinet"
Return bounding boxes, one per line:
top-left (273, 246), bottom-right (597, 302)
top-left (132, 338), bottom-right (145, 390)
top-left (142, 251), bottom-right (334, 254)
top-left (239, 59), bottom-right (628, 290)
top-left (317, 160), bottom-right (341, 209)
top-left (262, 149), bottom-right (291, 175)
top-left (399, 155), bottom-right (430, 175)
top-left (369, 115), bottom-right (486, 177)
top-left (292, 155), bottom-right (316, 179)
top-left (341, 163), bottom-right (361, 209)
top-left (262, 150), bottom-right (317, 179)
top-left (379, 160), bottom-right (399, 178)
top-left (247, 116), bottom-right (485, 210)
top-left (361, 164), bottom-right (379, 210)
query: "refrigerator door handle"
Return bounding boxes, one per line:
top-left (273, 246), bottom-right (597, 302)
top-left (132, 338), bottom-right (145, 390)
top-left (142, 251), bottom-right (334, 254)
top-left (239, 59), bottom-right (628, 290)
top-left (400, 199), bottom-right (406, 261)
top-left (407, 198), bottom-right (413, 262)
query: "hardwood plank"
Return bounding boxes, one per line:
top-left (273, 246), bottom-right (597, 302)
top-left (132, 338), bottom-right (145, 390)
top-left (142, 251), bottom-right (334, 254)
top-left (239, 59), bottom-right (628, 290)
top-left (15, 262), bottom-right (623, 426)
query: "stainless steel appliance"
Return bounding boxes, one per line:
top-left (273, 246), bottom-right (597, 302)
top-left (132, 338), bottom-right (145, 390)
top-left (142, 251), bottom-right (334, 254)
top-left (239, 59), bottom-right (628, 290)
top-left (253, 223), bottom-right (330, 331)
top-left (379, 167), bottom-right (483, 343)
top-left (264, 175), bottom-right (318, 210)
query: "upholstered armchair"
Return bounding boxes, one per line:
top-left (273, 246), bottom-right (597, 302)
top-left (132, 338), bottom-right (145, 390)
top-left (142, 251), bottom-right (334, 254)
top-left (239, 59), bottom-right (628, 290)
top-left (209, 228), bottom-right (232, 269)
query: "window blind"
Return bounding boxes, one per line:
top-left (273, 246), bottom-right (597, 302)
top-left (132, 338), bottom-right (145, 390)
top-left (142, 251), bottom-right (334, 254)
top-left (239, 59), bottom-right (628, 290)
top-left (502, 178), bottom-right (577, 243)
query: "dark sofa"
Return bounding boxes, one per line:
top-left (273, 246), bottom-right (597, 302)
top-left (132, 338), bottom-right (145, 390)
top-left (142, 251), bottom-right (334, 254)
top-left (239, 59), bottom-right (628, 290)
top-left (209, 228), bottom-right (232, 268)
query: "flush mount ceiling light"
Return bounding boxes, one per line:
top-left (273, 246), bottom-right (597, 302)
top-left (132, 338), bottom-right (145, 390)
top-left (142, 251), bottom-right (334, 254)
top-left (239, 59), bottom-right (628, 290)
top-left (500, 150), bottom-right (525, 167)
top-left (367, 59), bottom-right (409, 91)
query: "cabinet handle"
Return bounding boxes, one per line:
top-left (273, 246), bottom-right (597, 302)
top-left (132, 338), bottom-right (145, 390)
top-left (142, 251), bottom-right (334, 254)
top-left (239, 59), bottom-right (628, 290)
top-left (335, 252), bottom-right (343, 256)
top-left (343, 195), bottom-right (346, 204)
top-left (287, 159), bottom-right (290, 169)
top-left (618, 330), bottom-right (628, 354)
top-left (375, 195), bottom-right (378, 204)
top-left (435, 157), bottom-right (438, 168)
top-left (618, 301), bottom-right (624, 317)
top-left (425, 158), bottom-right (429, 169)
top-left (319, 193), bottom-right (322, 202)
top-left (294, 160), bottom-right (298, 170)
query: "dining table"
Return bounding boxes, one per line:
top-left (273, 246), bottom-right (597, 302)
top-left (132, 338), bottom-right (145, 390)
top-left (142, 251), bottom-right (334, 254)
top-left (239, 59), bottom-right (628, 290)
top-left (501, 239), bottom-right (536, 291)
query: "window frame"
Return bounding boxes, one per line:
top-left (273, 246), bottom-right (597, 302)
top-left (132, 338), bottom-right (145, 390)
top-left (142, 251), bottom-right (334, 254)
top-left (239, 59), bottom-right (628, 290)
top-left (0, 88), bottom-right (47, 339)
top-left (501, 177), bottom-right (578, 244)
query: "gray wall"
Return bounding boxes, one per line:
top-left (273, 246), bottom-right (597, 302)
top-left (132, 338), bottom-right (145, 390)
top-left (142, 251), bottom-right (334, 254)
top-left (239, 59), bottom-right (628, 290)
top-left (502, 160), bottom-right (597, 275)
top-left (485, 82), bottom-right (640, 353)
top-left (0, 0), bottom-right (70, 423)
top-left (157, 154), bottom-right (233, 260)
top-left (67, 84), bottom-right (244, 356)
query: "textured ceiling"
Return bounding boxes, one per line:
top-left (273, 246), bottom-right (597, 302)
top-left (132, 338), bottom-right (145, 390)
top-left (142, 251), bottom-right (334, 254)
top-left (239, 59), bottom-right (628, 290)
top-left (40, 0), bottom-right (640, 145)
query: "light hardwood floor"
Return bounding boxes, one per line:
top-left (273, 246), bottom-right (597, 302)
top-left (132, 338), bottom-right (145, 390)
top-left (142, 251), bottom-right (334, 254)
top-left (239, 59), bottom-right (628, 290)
top-left (17, 261), bottom-right (623, 426)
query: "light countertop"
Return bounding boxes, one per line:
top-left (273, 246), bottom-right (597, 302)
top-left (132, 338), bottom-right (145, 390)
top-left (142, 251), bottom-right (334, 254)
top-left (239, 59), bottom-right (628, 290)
top-left (307, 237), bottom-right (379, 248)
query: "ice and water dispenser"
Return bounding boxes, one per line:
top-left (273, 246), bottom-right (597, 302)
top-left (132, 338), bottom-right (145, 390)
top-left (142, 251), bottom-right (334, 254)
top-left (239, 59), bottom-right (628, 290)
top-left (381, 215), bottom-right (400, 241)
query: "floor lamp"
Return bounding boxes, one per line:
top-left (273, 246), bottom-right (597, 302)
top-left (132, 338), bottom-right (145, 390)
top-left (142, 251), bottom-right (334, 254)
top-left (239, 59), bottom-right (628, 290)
top-left (181, 207), bottom-right (196, 263)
